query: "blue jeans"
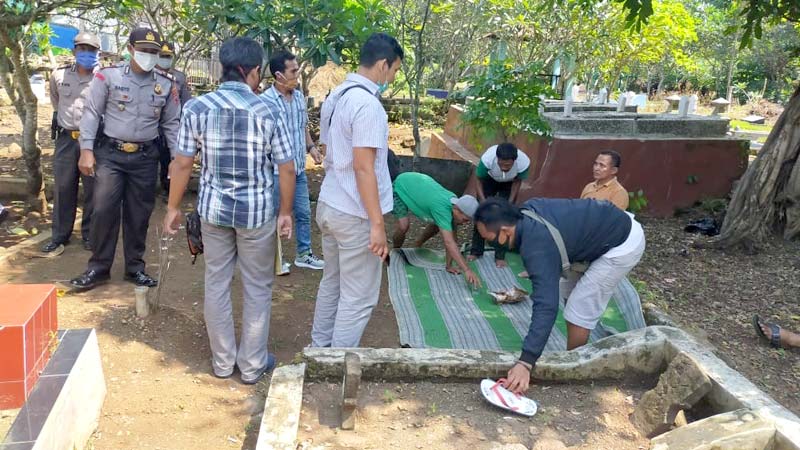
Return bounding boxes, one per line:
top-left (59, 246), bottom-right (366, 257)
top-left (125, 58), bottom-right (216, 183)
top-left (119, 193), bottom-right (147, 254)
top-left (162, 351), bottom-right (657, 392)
top-left (273, 171), bottom-right (312, 256)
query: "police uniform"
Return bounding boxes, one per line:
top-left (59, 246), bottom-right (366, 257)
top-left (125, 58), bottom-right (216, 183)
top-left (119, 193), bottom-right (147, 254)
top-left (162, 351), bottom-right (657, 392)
top-left (75, 28), bottom-right (180, 287)
top-left (44, 32), bottom-right (100, 253)
top-left (155, 41), bottom-right (192, 194)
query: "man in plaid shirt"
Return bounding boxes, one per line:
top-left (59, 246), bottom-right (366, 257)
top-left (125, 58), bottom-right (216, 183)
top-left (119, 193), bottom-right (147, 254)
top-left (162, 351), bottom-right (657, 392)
top-left (164, 37), bottom-right (296, 385)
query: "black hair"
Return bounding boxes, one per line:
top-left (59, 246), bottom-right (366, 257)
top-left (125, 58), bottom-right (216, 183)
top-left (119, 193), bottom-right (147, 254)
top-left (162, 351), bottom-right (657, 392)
top-left (599, 150), bottom-right (621, 168)
top-left (496, 143), bottom-right (518, 161)
top-left (474, 197), bottom-right (523, 232)
top-left (219, 37), bottom-right (264, 83)
top-left (269, 50), bottom-right (296, 77)
top-left (359, 32), bottom-right (404, 68)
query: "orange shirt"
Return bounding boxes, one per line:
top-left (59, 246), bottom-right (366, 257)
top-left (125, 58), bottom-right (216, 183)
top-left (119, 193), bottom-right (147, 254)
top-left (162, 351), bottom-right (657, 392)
top-left (580, 177), bottom-right (629, 210)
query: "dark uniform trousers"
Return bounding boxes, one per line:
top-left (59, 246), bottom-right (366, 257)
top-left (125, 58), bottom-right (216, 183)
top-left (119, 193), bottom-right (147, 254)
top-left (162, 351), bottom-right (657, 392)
top-left (52, 131), bottom-right (95, 244)
top-left (88, 136), bottom-right (159, 275)
top-left (470, 177), bottom-right (513, 260)
top-left (157, 134), bottom-right (171, 194)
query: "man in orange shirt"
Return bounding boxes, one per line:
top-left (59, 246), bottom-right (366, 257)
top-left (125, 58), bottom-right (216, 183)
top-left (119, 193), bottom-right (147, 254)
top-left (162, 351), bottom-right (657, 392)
top-left (581, 150), bottom-right (629, 210)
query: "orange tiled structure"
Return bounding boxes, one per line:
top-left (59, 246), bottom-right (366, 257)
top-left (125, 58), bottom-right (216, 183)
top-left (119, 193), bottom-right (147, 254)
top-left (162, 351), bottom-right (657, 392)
top-left (0, 284), bottom-right (58, 409)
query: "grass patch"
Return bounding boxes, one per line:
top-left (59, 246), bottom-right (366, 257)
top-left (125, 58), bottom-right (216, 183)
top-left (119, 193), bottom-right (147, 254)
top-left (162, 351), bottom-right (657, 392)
top-left (730, 119), bottom-right (772, 133)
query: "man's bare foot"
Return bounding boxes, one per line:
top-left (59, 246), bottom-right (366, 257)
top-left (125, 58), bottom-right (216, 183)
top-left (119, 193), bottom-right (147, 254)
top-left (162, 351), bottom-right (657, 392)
top-left (495, 259), bottom-right (508, 268)
top-left (756, 316), bottom-right (800, 349)
top-left (467, 255), bottom-right (478, 262)
top-left (518, 270), bottom-right (529, 278)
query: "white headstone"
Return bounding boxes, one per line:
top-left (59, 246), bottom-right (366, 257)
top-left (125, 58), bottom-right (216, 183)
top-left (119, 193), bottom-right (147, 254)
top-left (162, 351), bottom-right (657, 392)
top-left (564, 98), bottom-right (573, 116)
top-left (631, 93), bottom-right (648, 109)
top-left (616, 95), bottom-right (627, 112)
top-left (678, 96), bottom-right (689, 117)
top-left (571, 84), bottom-right (581, 102)
top-left (688, 94), bottom-right (698, 114)
top-left (598, 87), bottom-right (608, 104)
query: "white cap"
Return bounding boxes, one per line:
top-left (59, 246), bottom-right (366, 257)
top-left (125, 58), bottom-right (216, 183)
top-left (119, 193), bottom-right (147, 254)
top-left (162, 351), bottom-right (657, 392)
top-left (451, 195), bottom-right (478, 219)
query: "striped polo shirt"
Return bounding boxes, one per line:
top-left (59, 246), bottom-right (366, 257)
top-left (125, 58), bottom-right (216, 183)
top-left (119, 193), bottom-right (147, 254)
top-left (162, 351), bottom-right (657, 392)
top-left (318, 73), bottom-right (393, 219)
top-left (260, 85), bottom-right (308, 175)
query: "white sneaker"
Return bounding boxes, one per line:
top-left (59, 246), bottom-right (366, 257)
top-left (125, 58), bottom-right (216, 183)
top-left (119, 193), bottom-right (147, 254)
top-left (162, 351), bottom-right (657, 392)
top-left (276, 261), bottom-right (291, 276)
top-left (294, 253), bottom-right (324, 270)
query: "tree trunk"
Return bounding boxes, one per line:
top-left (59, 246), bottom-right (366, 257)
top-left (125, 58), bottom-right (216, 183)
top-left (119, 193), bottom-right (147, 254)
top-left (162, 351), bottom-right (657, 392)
top-left (725, 38), bottom-right (739, 112)
top-left (0, 52), bottom-right (25, 120)
top-left (0, 29), bottom-right (47, 213)
top-left (713, 84), bottom-right (800, 250)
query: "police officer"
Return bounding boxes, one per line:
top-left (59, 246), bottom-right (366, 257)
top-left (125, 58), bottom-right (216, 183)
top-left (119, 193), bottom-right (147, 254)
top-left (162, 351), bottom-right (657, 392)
top-left (42, 31), bottom-right (101, 254)
top-left (155, 41), bottom-right (191, 197)
top-left (70, 28), bottom-right (180, 290)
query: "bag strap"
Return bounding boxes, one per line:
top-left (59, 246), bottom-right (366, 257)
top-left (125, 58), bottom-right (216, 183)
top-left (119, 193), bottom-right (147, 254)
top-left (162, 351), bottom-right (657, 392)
top-left (327, 84), bottom-right (374, 128)
top-left (520, 208), bottom-right (570, 275)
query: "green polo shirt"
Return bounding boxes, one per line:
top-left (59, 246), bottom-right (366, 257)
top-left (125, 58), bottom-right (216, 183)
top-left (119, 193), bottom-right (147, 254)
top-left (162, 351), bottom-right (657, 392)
top-left (392, 172), bottom-right (456, 231)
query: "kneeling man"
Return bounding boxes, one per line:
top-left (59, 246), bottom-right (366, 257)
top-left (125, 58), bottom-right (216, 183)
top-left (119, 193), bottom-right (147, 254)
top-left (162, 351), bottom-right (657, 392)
top-left (392, 172), bottom-right (480, 288)
top-left (474, 197), bottom-right (645, 393)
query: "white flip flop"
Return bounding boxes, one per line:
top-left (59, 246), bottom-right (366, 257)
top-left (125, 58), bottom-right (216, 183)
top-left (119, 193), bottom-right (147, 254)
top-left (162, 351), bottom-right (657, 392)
top-left (480, 378), bottom-right (538, 417)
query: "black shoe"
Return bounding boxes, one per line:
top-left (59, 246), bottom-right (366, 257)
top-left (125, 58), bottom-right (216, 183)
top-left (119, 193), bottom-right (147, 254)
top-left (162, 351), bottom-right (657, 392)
top-left (41, 240), bottom-right (66, 253)
top-left (0, 208), bottom-right (8, 226)
top-left (82, 239), bottom-right (92, 251)
top-left (124, 271), bottom-right (157, 287)
top-left (70, 270), bottom-right (110, 290)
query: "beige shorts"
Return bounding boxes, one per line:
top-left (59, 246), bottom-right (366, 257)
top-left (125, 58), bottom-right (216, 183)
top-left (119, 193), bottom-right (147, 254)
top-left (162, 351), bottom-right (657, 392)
top-left (561, 217), bottom-right (645, 330)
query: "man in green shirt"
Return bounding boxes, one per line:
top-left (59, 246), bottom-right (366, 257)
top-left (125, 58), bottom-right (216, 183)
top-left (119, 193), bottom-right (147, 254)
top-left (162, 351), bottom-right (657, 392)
top-left (469, 142), bottom-right (530, 268)
top-left (392, 172), bottom-right (480, 288)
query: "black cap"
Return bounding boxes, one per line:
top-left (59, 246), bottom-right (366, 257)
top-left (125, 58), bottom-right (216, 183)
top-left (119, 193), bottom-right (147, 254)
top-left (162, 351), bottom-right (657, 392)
top-left (160, 41), bottom-right (175, 55)
top-left (129, 27), bottom-right (162, 51)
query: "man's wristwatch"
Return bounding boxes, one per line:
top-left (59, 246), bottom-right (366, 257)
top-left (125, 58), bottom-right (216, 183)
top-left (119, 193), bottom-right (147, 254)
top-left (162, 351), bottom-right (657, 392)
top-left (515, 359), bottom-right (533, 371)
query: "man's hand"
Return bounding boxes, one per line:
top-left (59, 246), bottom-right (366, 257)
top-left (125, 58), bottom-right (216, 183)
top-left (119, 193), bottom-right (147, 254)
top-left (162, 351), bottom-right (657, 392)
top-left (503, 363), bottom-right (531, 394)
top-left (277, 214), bottom-right (293, 239)
top-left (464, 269), bottom-right (481, 288)
top-left (467, 254), bottom-right (478, 262)
top-left (495, 259), bottom-right (508, 269)
top-left (163, 207), bottom-right (183, 235)
top-left (368, 224), bottom-right (389, 261)
top-left (78, 149), bottom-right (96, 177)
top-left (446, 265), bottom-right (462, 275)
top-left (309, 146), bottom-right (323, 165)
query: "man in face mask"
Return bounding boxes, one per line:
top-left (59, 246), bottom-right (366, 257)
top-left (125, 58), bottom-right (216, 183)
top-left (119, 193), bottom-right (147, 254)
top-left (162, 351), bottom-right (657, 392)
top-left (42, 31), bottom-right (102, 255)
top-left (163, 37), bottom-right (296, 384)
top-left (70, 27), bottom-right (181, 290)
top-left (260, 50), bottom-right (324, 274)
top-left (154, 41), bottom-right (191, 200)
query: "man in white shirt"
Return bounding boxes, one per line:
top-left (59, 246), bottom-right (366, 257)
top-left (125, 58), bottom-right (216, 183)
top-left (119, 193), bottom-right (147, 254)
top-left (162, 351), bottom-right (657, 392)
top-left (469, 143), bottom-right (530, 268)
top-left (312, 33), bottom-right (404, 348)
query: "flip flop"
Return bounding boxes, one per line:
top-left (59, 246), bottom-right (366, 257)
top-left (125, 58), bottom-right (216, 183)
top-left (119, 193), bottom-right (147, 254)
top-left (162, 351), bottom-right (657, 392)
top-left (480, 378), bottom-right (538, 417)
top-left (753, 314), bottom-right (782, 349)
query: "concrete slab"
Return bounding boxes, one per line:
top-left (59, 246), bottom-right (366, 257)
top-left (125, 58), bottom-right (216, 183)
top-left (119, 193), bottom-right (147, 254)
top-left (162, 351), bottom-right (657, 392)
top-left (543, 112), bottom-right (731, 138)
top-left (651, 408), bottom-right (777, 450)
top-left (256, 364), bottom-right (306, 450)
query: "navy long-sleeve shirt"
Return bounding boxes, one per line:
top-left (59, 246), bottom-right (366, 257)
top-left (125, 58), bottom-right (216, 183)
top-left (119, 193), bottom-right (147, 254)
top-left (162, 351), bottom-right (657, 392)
top-left (514, 198), bottom-right (632, 366)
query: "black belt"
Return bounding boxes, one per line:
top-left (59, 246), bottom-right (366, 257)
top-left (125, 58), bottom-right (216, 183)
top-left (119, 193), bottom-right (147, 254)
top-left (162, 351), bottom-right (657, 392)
top-left (56, 127), bottom-right (80, 140)
top-left (104, 135), bottom-right (155, 153)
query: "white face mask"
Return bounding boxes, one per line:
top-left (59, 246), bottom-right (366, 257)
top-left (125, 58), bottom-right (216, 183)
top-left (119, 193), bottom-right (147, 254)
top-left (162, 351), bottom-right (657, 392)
top-left (157, 56), bottom-right (173, 69)
top-left (133, 51), bottom-right (158, 72)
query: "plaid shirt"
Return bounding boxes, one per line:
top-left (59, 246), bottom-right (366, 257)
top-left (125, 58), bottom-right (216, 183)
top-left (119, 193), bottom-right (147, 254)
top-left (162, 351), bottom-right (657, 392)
top-left (177, 81), bottom-right (294, 229)
top-left (260, 85), bottom-right (308, 175)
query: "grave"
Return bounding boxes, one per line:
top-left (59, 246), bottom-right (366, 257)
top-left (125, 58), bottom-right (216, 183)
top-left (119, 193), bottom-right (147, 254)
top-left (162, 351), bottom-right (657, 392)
top-left (1, 285), bottom-right (106, 450)
top-left (254, 327), bottom-right (800, 450)
top-left (427, 105), bottom-right (749, 216)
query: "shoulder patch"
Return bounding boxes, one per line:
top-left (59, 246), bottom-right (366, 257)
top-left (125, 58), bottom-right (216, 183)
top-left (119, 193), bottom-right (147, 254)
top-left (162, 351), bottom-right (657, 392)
top-left (94, 72), bottom-right (106, 81)
top-left (57, 64), bottom-right (71, 70)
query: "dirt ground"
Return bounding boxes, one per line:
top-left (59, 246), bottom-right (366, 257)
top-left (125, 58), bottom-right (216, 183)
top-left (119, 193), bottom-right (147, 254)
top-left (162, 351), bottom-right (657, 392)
top-left (297, 380), bottom-right (651, 450)
top-left (1, 99), bottom-right (800, 449)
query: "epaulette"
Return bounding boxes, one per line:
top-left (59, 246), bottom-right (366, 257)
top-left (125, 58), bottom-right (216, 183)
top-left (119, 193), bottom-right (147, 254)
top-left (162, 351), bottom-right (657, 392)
top-left (56, 64), bottom-right (72, 70)
top-left (155, 69), bottom-right (175, 81)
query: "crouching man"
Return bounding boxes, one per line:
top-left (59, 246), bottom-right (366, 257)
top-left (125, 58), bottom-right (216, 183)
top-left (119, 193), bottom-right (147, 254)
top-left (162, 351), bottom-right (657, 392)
top-left (474, 197), bottom-right (645, 393)
top-left (392, 172), bottom-right (480, 288)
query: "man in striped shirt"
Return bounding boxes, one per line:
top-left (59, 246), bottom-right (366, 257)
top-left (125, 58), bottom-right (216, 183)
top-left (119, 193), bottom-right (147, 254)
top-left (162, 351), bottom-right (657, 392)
top-left (311, 33), bottom-right (404, 348)
top-left (163, 37), bottom-right (296, 384)
top-left (261, 50), bottom-right (324, 272)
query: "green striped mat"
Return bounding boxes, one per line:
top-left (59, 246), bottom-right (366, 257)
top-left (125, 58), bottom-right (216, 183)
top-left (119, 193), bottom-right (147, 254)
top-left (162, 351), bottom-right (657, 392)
top-left (387, 248), bottom-right (645, 353)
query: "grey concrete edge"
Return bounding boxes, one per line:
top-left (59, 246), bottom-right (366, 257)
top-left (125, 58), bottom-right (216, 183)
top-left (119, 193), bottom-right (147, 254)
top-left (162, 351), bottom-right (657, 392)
top-left (0, 229), bottom-right (52, 267)
top-left (302, 326), bottom-right (800, 448)
top-left (255, 363), bottom-right (306, 450)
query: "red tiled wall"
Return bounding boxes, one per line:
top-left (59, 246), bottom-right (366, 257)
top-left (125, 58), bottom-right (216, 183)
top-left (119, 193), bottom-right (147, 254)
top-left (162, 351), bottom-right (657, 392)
top-left (0, 284), bottom-right (58, 410)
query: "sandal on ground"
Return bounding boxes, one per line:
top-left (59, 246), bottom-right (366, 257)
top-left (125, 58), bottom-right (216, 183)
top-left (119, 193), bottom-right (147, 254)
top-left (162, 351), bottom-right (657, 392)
top-left (753, 314), bottom-right (782, 349)
top-left (480, 378), bottom-right (538, 417)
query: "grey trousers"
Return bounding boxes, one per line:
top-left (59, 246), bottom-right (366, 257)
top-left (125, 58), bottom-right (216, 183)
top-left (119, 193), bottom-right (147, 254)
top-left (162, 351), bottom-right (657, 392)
top-left (201, 219), bottom-right (276, 378)
top-left (311, 202), bottom-right (382, 348)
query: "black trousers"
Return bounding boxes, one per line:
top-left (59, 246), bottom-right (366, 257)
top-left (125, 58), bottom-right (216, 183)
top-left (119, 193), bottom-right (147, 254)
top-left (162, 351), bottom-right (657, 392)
top-left (157, 136), bottom-right (171, 194)
top-left (87, 137), bottom-right (158, 274)
top-left (470, 177), bottom-right (513, 260)
top-left (52, 132), bottom-right (95, 244)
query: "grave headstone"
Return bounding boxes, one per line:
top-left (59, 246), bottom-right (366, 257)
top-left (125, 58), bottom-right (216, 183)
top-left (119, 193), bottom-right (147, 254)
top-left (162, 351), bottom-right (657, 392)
top-left (665, 94), bottom-right (682, 112)
top-left (340, 352), bottom-right (362, 430)
top-left (616, 95), bottom-right (627, 113)
top-left (711, 97), bottom-right (730, 115)
top-left (742, 114), bottom-right (766, 124)
top-left (598, 87), bottom-right (608, 104)
top-left (631, 93), bottom-right (648, 109)
top-left (677, 96), bottom-right (689, 117)
top-left (688, 94), bottom-right (698, 114)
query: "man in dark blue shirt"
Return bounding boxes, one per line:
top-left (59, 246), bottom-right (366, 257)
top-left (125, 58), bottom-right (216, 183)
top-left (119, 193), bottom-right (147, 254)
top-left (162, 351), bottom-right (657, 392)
top-left (474, 197), bottom-right (645, 394)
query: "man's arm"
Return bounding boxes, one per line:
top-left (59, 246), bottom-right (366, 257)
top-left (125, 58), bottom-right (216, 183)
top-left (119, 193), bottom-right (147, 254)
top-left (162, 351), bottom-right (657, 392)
top-left (164, 110), bottom-right (199, 233)
top-left (77, 71), bottom-right (109, 176)
top-left (354, 147), bottom-right (388, 260)
top-left (612, 188), bottom-right (630, 210)
top-left (269, 112), bottom-right (297, 238)
top-left (440, 229), bottom-right (480, 287)
top-left (49, 71), bottom-right (59, 108)
top-left (160, 79), bottom-right (182, 156)
top-left (509, 179), bottom-right (522, 204)
top-left (306, 125), bottom-right (322, 164)
top-left (475, 161), bottom-right (489, 201)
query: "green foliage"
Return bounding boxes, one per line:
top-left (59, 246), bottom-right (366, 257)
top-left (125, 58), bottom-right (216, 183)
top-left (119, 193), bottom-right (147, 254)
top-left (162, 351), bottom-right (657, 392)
top-left (698, 197), bottom-right (728, 215)
top-left (627, 189), bottom-right (648, 214)
top-left (461, 59), bottom-right (555, 139)
top-left (730, 119), bottom-right (773, 132)
top-left (382, 389), bottom-right (396, 403)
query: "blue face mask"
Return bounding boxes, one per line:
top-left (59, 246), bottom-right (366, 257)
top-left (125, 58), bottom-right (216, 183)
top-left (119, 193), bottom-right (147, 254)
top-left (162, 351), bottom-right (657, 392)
top-left (75, 51), bottom-right (99, 68)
